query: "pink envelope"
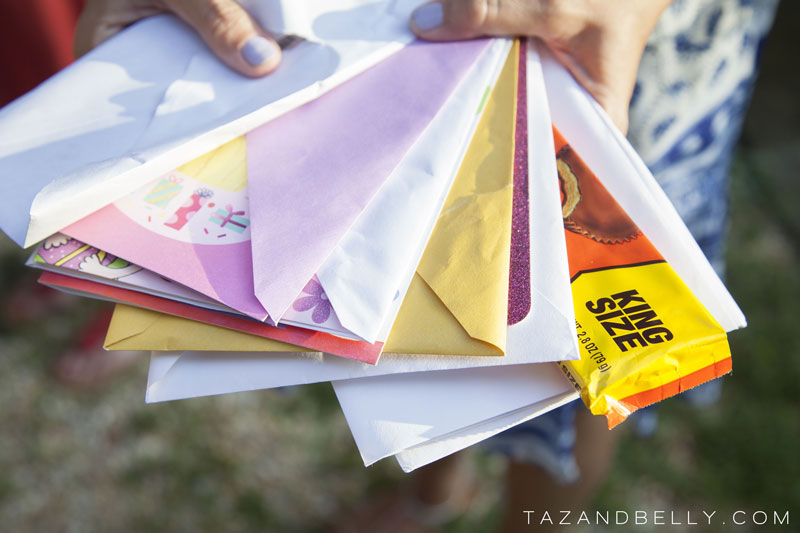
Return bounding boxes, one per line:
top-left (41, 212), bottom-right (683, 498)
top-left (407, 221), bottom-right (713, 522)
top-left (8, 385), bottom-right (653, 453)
top-left (64, 38), bottom-right (489, 325)
top-left (39, 271), bottom-right (383, 364)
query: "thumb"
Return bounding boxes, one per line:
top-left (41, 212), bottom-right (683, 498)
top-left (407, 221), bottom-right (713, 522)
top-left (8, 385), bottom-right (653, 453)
top-left (410, 0), bottom-right (547, 40)
top-left (167, 0), bottom-right (281, 77)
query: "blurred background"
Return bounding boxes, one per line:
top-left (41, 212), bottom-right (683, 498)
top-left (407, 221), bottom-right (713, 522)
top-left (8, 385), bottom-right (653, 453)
top-left (0, 1), bottom-right (798, 531)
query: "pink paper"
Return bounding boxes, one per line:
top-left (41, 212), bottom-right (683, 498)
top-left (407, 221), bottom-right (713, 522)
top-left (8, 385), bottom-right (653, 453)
top-left (247, 38), bottom-right (490, 321)
top-left (64, 171), bottom-right (271, 321)
top-left (39, 271), bottom-right (383, 364)
top-left (64, 39), bottom-right (487, 325)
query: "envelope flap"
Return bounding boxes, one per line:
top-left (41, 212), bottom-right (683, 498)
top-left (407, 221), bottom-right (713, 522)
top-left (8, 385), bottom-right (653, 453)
top-left (2, 1), bottom-right (428, 248)
top-left (394, 389), bottom-right (578, 472)
top-left (104, 304), bottom-right (162, 348)
top-left (384, 275), bottom-right (502, 356)
top-left (415, 42), bottom-right (518, 352)
top-left (105, 304), bottom-right (304, 352)
top-left (102, 274), bottom-right (501, 355)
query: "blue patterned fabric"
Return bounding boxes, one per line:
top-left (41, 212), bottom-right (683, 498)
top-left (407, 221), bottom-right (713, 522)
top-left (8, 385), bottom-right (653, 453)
top-left (629, 0), bottom-right (779, 272)
top-left (486, 0), bottom-right (778, 482)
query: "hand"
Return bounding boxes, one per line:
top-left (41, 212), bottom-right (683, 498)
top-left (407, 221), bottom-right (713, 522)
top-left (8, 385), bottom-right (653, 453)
top-left (74, 0), bottom-right (281, 78)
top-left (410, 0), bottom-right (672, 134)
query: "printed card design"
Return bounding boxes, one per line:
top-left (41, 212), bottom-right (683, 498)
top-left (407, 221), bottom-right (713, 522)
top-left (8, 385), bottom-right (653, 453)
top-left (60, 136), bottom-right (356, 338)
top-left (34, 234), bottom-right (142, 281)
top-left (30, 232), bottom-right (354, 340)
top-left (144, 175), bottom-right (184, 207)
top-left (116, 171), bottom-right (249, 246)
top-left (63, 138), bottom-right (279, 322)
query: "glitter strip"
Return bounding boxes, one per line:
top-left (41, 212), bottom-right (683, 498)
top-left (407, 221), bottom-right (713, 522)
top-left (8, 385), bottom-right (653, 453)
top-left (508, 40), bottom-right (532, 325)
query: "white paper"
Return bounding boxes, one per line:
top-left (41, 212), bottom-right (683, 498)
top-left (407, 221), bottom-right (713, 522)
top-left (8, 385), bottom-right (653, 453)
top-left (299, 42), bottom-right (746, 469)
top-left (502, 40), bottom-right (579, 361)
top-left (242, 0), bottom-right (424, 42)
top-left (144, 42), bottom-right (578, 403)
top-left (318, 38), bottom-right (512, 343)
top-left (393, 390), bottom-right (578, 472)
top-left (0, 1), bottom-right (428, 248)
top-left (238, 0), bottom-right (313, 39)
top-left (25, 39), bottom-right (511, 345)
top-left (538, 43), bottom-right (746, 332)
top-left (332, 363), bottom-right (574, 466)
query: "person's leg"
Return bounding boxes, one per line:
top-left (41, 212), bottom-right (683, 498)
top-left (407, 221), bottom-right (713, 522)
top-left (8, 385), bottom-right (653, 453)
top-left (411, 452), bottom-right (470, 506)
top-left (501, 409), bottom-right (619, 532)
top-left (334, 452), bottom-right (478, 533)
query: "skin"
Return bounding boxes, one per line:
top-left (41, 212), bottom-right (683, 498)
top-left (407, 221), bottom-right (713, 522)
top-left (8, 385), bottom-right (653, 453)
top-left (74, 0), bottom-right (281, 77)
top-left (75, 0), bottom-right (671, 132)
top-left (410, 0), bottom-right (673, 134)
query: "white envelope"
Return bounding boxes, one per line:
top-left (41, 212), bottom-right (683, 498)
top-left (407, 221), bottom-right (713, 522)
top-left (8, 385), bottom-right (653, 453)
top-left (141, 45), bottom-right (744, 471)
top-left (28, 38), bottom-right (510, 345)
top-left (238, 0), bottom-right (313, 39)
top-left (144, 42), bottom-right (577, 403)
top-left (326, 41), bottom-right (747, 469)
top-left (331, 364), bottom-right (576, 466)
top-left (537, 43), bottom-right (746, 331)
top-left (318, 38), bottom-right (512, 342)
top-left (392, 390), bottom-right (578, 472)
top-left (0, 0), bottom-right (428, 247)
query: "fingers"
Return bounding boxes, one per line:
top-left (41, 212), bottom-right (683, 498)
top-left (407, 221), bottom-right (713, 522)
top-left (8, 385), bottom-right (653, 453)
top-left (410, 0), bottom-right (549, 41)
top-left (167, 0), bottom-right (281, 77)
top-left (74, 0), bottom-right (281, 78)
top-left (409, 0), bottom-right (648, 134)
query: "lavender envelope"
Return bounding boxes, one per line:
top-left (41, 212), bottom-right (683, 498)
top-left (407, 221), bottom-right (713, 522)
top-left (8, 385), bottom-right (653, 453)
top-left (247, 38), bottom-right (490, 322)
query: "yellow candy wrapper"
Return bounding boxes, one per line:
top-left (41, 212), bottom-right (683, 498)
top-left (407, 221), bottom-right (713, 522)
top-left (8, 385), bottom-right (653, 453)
top-left (554, 128), bottom-right (733, 428)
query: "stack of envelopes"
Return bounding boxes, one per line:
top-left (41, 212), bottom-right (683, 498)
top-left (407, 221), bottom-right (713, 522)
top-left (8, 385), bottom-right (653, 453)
top-left (0, 2), bottom-right (747, 471)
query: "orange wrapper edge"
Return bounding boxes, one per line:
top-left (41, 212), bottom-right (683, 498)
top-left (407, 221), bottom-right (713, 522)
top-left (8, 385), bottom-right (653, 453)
top-left (554, 127), bottom-right (732, 428)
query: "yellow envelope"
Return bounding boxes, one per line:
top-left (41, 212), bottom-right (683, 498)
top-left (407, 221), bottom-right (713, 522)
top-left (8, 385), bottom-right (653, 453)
top-left (106, 304), bottom-right (306, 352)
top-left (105, 41), bottom-right (519, 357)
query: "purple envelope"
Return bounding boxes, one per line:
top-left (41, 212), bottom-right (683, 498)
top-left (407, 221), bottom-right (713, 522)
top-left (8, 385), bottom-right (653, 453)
top-left (247, 38), bottom-right (490, 321)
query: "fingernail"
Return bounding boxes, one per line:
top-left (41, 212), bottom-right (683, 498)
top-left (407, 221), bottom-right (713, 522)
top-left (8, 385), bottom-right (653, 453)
top-left (241, 36), bottom-right (277, 67)
top-left (412, 2), bottom-right (444, 32)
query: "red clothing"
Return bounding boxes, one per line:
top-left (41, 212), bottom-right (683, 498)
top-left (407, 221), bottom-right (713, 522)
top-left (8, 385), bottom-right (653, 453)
top-left (0, 0), bottom-right (85, 106)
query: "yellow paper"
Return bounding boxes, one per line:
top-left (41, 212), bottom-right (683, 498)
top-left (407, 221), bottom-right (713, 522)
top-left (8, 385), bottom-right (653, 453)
top-left (106, 305), bottom-right (305, 352)
top-left (177, 136), bottom-right (248, 192)
top-left (552, 128), bottom-right (731, 428)
top-left (415, 41), bottom-right (516, 350)
top-left (105, 42), bottom-right (519, 356)
top-left (107, 273), bottom-right (503, 355)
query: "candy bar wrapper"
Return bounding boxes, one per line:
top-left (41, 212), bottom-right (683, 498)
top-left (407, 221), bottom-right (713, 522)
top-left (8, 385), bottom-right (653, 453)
top-left (554, 128), bottom-right (732, 428)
